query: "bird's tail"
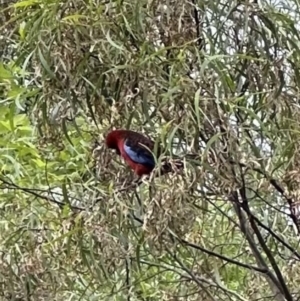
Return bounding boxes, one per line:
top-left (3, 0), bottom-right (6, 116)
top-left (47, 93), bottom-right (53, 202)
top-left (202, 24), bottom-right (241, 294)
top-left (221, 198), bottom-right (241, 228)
top-left (157, 153), bottom-right (202, 176)
top-left (158, 158), bottom-right (184, 175)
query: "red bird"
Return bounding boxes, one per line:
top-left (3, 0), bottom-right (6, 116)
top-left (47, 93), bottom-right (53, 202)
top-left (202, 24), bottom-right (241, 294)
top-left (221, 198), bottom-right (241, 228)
top-left (105, 129), bottom-right (181, 177)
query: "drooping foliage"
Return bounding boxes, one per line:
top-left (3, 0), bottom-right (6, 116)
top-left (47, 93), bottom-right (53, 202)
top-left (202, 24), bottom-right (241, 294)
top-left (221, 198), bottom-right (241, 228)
top-left (1, 0), bottom-right (300, 300)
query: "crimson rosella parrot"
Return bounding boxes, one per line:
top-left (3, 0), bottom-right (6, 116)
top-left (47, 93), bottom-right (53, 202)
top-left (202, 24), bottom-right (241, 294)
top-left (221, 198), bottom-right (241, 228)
top-left (105, 129), bottom-right (183, 177)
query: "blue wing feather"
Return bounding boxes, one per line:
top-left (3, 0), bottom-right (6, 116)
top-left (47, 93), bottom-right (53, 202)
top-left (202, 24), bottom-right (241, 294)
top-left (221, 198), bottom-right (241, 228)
top-left (123, 139), bottom-right (155, 168)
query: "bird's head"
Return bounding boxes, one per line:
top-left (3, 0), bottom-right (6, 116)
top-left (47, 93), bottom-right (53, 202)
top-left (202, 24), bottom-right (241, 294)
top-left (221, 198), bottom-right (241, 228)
top-left (105, 130), bottom-right (128, 154)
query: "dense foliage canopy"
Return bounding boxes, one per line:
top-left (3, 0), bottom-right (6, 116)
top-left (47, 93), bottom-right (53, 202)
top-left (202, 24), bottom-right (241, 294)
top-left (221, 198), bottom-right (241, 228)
top-left (1, 0), bottom-right (300, 300)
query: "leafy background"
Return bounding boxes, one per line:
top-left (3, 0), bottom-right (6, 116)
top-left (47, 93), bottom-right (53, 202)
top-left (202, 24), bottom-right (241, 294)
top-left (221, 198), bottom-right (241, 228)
top-left (1, 0), bottom-right (300, 300)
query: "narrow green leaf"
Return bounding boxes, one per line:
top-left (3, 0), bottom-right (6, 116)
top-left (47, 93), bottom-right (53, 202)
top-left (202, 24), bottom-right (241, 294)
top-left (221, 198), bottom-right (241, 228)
top-left (37, 47), bottom-right (55, 78)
